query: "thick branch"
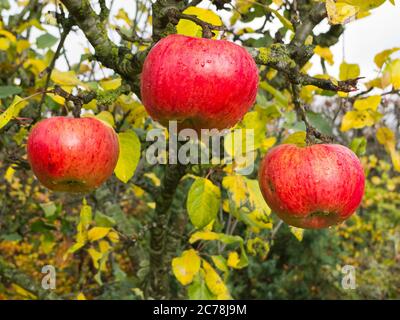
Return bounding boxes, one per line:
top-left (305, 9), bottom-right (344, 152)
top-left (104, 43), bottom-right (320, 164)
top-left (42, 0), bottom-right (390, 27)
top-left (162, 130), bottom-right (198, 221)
top-left (290, 2), bottom-right (327, 66)
top-left (60, 0), bottom-right (145, 96)
top-left (149, 162), bottom-right (186, 298)
top-left (249, 44), bottom-right (359, 93)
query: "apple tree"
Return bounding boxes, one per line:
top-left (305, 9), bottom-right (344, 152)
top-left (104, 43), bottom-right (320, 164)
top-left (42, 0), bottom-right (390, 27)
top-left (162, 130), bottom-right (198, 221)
top-left (0, 0), bottom-right (399, 299)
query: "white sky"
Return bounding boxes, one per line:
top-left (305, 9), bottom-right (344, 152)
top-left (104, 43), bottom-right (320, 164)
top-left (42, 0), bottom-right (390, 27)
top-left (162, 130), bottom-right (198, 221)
top-left (6, 1), bottom-right (400, 82)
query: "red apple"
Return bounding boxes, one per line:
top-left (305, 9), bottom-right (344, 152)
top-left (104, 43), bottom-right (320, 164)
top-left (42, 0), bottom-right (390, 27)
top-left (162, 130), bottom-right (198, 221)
top-left (258, 144), bottom-right (365, 229)
top-left (140, 34), bottom-right (259, 131)
top-left (27, 117), bottom-right (119, 193)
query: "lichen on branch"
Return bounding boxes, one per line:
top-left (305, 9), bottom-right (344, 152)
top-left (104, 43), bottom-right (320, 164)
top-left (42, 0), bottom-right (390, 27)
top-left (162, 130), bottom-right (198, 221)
top-left (249, 44), bottom-right (360, 93)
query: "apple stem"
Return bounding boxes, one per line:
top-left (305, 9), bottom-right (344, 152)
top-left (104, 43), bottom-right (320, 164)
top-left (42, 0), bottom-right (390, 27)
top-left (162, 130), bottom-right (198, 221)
top-left (171, 11), bottom-right (226, 39)
top-left (291, 84), bottom-right (334, 145)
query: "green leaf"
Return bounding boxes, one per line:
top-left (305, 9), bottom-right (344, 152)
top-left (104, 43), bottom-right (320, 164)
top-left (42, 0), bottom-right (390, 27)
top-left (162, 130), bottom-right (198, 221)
top-left (265, 7), bottom-right (294, 32)
top-left (350, 137), bottom-right (367, 156)
top-left (306, 111), bottom-right (333, 135)
top-left (187, 178), bottom-right (221, 229)
top-left (0, 85), bottom-right (22, 98)
top-left (259, 81), bottom-right (288, 108)
top-left (39, 202), bottom-right (57, 218)
top-left (0, 0), bottom-right (10, 10)
top-left (188, 273), bottom-right (215, 300)
top-left (1, 233), bottom-right (22, 242)
top-left (283, 131), bottom-right (306, 147)
top-left (95, 211), bottom-right (116, 228)
top-left (36, 33), bottom-right (58, 49)
top-left (114, 131), bottom-right (141, 183)
top-left (211, 255), bottom-right (228, 273)
top-left (80, 201), bottom-right (93, 228)
top-left (0, 95), bottom-right (29, 130)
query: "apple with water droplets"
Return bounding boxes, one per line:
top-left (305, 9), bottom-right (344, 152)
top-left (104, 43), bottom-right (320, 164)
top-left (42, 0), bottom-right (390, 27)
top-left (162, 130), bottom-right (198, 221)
top-left (258, 143), bottom-right (365, 229)
top-left (140, 34), bottom-right (259, 131)
top-left (27, 117), bottom-right (119, 193)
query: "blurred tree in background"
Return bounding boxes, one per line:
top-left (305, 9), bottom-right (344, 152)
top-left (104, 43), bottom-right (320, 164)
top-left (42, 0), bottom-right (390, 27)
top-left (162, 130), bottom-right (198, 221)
top-left (0, 0), bottom-right (399, 300)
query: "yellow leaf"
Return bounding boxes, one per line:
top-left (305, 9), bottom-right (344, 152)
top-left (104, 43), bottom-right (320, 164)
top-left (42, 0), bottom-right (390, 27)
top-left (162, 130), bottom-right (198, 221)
top-left (107, 231), bottom-right (119, 243)
top-left (171, 249), bottom-right (201, 286)
top-left (227, 251), bottom-right (240, 269)
top-left (374, 47), bottom-right (400, 69)
top-left (304, 35), bottom-right (313, 46)
top-left (376, 127), bottom-right (395, 145)
top-left (87, 248), bottom-right (102, 269)
top-left (0, 37), bottom-right (10, 50)
top-left (384, 59), bottom-right (400, 89)
top-left (326, 0), bottom-right (358, 24)
top-left (343, 0), bottom-right (386, 11)
top-left (246, 179), bottom-right (271, 217)
top-left (354, 95), bottom-right (381, 111)
top-left (177, 7), bottom-right (222, 38)
top-left (16, 39), bottom-right (30, 53)
top-left (189, 231), bottom-right (220, 243)
top-left (290, 226), bottom-right (304, 241)
top-left (99, 240), bottom-right (111, 254)
top-left (261, 136), bottom-right (277, 153)
top-left (83, 99), bottom-right (97, 111)
top-left (0, 30), bottom-right (17, 43)
top-left (87, 227), bottom-right (111, 242)
top-left (144, 172), bottom-right (161, 187)
top-left (11, 284), bottom-right (37, 300)
top-left (23, 58), bottom-right (47, 76)
top-left (16, 18), bottom-right (45, 33)
top-left (377, 127), bottom-right (400, 172)
top-left (283, 131), bottom-right (306, 147)
top-left (5, 166), bottom-right (15, 183)
top-left (388, 144), bottom-right (400, 172)
top-left (51, 69), bottom-right (89, 89)
top-left (76, 293), bottom-right (87, 300)
top-left (202, 260), bottom-right (231, 299)
top-left (0, 96), bottom-right (29, 130)
top-left (94, 110), bottom-right (115, 127)
top-left (340, 110), bottom-right (382, 131)
top-left (100, 78), bottom-right (121, 91)
top-left (339, 62), bottom-right (360, 80)
top-left (222, 175), bottom-right (248, 208)
top-left (115, 9), bottom-right (132, 26)
top-left (314, 46), bottom-right (334, 65)
top-left (114, 131), bottom-right (141, 183)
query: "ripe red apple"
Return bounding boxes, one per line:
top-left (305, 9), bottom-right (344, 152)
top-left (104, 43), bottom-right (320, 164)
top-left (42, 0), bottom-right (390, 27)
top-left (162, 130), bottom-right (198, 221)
top-left (27, 117), bottom-right (119, 193)
top-left (140, 34), bottom-right (259, 131)
top-left (258, 144), bottom-right (365, 229)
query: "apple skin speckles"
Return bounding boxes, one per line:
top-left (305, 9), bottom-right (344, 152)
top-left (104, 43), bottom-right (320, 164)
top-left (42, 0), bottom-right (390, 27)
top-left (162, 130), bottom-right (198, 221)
top-left (140, 34), bottom-right (259, 132)
top-left (258, 143), bottom-right (366, 229)
top-left (27, 116), bottom-right (119, 193)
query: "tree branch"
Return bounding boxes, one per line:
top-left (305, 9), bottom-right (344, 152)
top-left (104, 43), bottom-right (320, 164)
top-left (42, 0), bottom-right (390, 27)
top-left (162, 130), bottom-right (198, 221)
top-left (249, 44), bottom-right (360, 93)
top-left (149, 162), bottom-right (186, 298)
top-left (59, 0), bottom-right (146, 96)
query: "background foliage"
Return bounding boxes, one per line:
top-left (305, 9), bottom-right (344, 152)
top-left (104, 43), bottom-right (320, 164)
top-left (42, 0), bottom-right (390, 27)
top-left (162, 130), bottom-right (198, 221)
top-left (0, 0), bottom-right (399, 300)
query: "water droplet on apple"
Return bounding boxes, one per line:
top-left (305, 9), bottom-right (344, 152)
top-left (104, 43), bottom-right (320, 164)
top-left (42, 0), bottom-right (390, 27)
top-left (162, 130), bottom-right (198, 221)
top-left (200, 61), bottom-right (205, 67)
top-left (206, 60), bottom-right (212, 63)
